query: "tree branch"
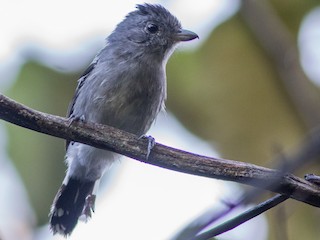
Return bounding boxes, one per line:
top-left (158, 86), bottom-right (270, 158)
top-left (1, 93), bottom-right (320, 207)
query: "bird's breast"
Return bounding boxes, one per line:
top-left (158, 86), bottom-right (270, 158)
top-left (98, 67), bottom-right (166, 136)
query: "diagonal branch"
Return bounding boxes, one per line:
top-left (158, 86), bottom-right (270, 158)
top-left (1, 93), bottom-right (320, 207)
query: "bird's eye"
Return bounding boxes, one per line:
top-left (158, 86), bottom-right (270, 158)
top-left (146, 23), bottom-right (159, 34)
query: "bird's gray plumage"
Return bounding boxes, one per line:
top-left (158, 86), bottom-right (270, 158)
top-left (49, 3), bottom-right (198, 236)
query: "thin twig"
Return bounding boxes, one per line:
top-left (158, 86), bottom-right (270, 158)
top-left (172, 186), bottom-right (284, 240)
top-left (1, 93), bottom-right (320, 206)
top-left (193, 194), bottom-right (288, 240)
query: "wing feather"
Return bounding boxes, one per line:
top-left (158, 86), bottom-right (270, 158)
top-left (66, 61), bottom-right (97, 150)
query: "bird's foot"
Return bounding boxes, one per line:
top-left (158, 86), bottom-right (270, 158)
top-left (67, 114), bottom-right (86, 127)
top-left (140, 135), bottom-right (155, 160)
top-left (81, 194), bottom-right (96, 221)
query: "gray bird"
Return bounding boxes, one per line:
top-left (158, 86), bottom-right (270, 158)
top-left (49, 3), bottom-right (198, 236)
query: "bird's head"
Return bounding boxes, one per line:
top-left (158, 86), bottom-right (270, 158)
top-left (108, 4), bottom-right (198, 61)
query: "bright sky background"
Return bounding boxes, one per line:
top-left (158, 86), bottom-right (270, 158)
top-left (1, 1), bottom-right (320, 240)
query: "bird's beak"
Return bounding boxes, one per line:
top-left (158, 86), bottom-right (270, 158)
top-left (175, 29), bottom-right (199, 42)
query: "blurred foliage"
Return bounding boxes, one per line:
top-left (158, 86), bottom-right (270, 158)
top-left (168, 16), bottom-right (305, 163)
top-left (4, 0), bottom-right (320, 239)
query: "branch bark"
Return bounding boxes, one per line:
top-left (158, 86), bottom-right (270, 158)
top-left (1, 93), bottom-right (320, 207)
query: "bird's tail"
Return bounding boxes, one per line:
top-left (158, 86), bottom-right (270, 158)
top-left (49, 177), bottom-right (97, 236)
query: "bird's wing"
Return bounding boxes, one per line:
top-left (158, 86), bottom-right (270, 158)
top-left (66, 61), bottom-right (97, 150)
top-left (67, 62), bottom-right (96, 118)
